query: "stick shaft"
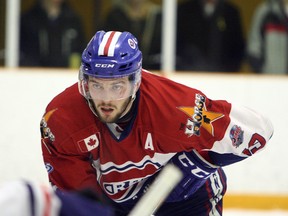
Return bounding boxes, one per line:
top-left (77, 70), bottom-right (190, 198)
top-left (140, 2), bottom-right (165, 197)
top-left (128, 164), bottom-right (183, 216)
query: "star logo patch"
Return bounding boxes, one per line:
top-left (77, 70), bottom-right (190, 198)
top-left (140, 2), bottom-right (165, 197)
top-left (178, 93), bottom-right (224, 137)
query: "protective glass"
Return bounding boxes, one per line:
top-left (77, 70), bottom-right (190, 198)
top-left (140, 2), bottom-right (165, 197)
top-left (88, 77), bottom-right (135, 101)
top-left (79, 69), bottom-right (141, 101)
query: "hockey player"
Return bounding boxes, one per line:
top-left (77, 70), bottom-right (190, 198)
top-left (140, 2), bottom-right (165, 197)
top-left (41, 30), bottom-right (273, 215)
top-left (0, 180), bottom-right (114, 216)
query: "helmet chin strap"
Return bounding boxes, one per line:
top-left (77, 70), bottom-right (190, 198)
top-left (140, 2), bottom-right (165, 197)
top-left (87, 99), bottom-right (99, 118)
top-left (118, 82), bottom-right (139, 120)
top-left (119, 93), bottom-right (136, 120)
top-left (115, 82), bottom-right (139, 121)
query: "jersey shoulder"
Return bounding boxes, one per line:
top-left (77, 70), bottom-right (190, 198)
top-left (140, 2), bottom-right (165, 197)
top-left (139, 71), bottom-right (232, 152)
top-left (141, 70), bottom-right (200, 99)
top-left (41, 83), bottom-right (99, 154)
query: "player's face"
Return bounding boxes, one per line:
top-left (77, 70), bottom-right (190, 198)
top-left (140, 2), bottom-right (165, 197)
top-left (88, 77), bottom-right (134, 123)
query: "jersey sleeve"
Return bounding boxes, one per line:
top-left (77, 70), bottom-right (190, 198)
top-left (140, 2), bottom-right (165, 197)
top-left (42, 139), bottom-right (100, 192)
top-left (200, 103), bottom-right (274, 166)
top-left (149, 78), bottom-right (274, 167)
top-left (40, 109), bottom-right (102, 194)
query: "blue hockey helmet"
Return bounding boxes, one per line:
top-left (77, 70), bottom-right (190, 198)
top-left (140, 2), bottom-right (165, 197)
top-left (79, 31), bottom-right (142, 101)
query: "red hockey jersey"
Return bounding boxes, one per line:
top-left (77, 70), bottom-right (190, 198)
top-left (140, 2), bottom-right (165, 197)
top-left (41, 70), bottom-right (273, 203)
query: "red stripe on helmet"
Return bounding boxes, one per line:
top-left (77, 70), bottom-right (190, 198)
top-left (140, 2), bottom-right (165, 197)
top-left (103, 31), bottom-right (117, 56)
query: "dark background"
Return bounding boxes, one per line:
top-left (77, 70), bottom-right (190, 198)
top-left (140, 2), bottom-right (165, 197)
top-left (0, 0), bottom-right (263, 71)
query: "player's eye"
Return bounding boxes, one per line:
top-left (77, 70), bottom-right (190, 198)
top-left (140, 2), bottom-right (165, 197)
top-left (92, 83), bottom-right (103, 90)
top-left (111, 84), bottom-right (123, 91)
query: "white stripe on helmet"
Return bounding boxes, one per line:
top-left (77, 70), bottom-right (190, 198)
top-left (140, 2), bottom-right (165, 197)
top-left (98, 31), bottom-right (122, 57)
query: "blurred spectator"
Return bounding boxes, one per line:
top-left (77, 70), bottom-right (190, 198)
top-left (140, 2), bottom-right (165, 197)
top-left (20, 0), bottom-right (86, 68)
top-left (102, 0), bottom-right (162, 70)
top-left (177, 0), bottom-right (245, 72)
top-left (247, 0), bottom-right (288, 74)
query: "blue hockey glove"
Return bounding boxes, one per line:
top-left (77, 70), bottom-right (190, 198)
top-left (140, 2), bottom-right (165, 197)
top-left (166, 150), bottom-right (218, 202)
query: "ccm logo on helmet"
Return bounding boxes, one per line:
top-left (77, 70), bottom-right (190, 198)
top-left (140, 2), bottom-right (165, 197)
top-left (95, 64), bottom-right (115, 68)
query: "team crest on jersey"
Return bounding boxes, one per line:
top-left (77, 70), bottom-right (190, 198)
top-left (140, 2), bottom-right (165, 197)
top-left (229, 125), bottom-right (244, 147)
top-left (40, 109), bottom-right (57, 142)
top-left (178, 93), bottom-right (224, 137)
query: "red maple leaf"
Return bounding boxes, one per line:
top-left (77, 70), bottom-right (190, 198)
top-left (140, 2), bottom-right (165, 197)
top-left (87, 138), bottom-right (96, 146)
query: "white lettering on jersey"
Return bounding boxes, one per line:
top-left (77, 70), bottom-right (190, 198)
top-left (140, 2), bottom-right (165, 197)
top-left (144, 133), bottom-right (154, 150)
top-left (104, 177), bottom-right (144, 195)
top-left (96, 153), bottom-right (176, 202)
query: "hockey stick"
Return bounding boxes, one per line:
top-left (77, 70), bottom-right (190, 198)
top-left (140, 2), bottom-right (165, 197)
top-left (128, 164), bottom-right (183, 216)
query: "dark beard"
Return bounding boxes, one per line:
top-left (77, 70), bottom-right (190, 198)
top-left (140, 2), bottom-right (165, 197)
top-left (92, 96), bottom-right (133, 123)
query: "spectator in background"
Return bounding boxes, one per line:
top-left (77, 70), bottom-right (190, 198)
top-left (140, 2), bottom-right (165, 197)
top-left (102, 0), bottom-right (162, 70)
top-left (247, 0), bottom-right (288, 74)
top-left (20, 0), bottom-right (86, 68)
top-left (177, 0), bottom-right (245, 72)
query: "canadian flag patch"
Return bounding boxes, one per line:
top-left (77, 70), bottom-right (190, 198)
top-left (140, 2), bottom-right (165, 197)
top-left (77, 134), bottom-right (99, 152)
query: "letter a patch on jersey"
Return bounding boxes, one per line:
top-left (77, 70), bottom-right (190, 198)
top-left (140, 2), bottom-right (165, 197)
top-left (78, 134), bottom-right (100, 152)
top-left (144, 133), bottom-right (154, 150)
